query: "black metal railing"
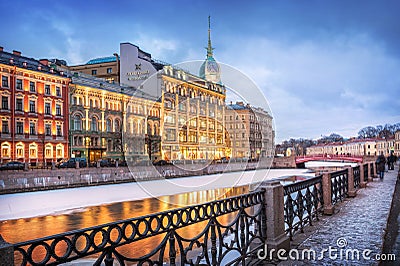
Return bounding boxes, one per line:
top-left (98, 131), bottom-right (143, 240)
top-left (14, 190), bottom-right (266, 266)
top-left (283, 176), bottom-right (324, 240)
top-left (363, 164), bottom-right (369, 182)
top-left (353, 165), bottom-right (360, 189)
top-left (370, 163), bottom-right (374, 178)
top-left (331, 169), bottom-right (348, 205)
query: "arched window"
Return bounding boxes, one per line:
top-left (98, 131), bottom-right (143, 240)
top-left (106, 118), bottom-right (112, 132)
top-left (73, 114), bottom-right (83, 131)
top-left (45, 144), bottom-right (53, 158)
top-left (91, 116), bottom-right (98, 132)
top-left (1, 143), bottom-right (10, 158)
top-left (16, 143), bottom-right (24, 158)
top-left (56, 144), bottom-right (64, 158)
top-left (29, 143), bottom-right (37, 158)
top-left (115, 119), bottom-right (121, 132)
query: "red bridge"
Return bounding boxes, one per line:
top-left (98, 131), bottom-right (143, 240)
top-left (295, 154), bottom-right (364, 164)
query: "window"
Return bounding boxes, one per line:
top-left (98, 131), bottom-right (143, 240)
top-left (29, 144), bottom-right (37, 158)
top-left (45, 102), bottom-right (51, 115)
top-left (106, 119), bottom-right (112, 132)
top-left (115, 119), bottom-right (121, 132)
top-left (56, 86), bottom-right (61, 97)
top-left (16, 122), bottom-right (24, 134)
top-left (16, 143), bottom-right (24, 158)
top-left (2, 120), bottom-right (9, 133)
top-left (1, 96), bottom-right (8, 110)
top-left (91, 117), bottom-right (98, 132)
top-left (16, 79), bottom-right (23, 90)
top-left (107, 68), bottom-right (112, 74)
top-left (45, 124), bottom-right (51, 136)
top-left (92, 70), bottom-right (97, 75)
top-left (56, 144), bottom-right (63, 158)
top-left (73, 114), bottom-right (82, 130)
top-left (29, 100), bottom-right (36, 113)
top-left (56, 104), bottom-right (61, 116)
top-left (56, 125), bottom-right (62, 136)
top-left (1, 143), bottom-right (10, 157)
top-left (45, 84), bottom-right (51, 95)
top-left (16, 98), bottom-right (23, 111)
top-left (2, 76), bottom-right (9, 87)
top-left (29, 121), bottom-right (36, 135)
top-left (29, 81), bottom-right (36, 92)
top-left (45, 144), bottom-right (53, 158)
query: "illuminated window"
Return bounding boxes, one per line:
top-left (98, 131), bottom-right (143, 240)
top-left (1, 143), bottom-right (10, 157)
top-left (73, 114), bottom-right (83, 130)
top-left (16, 143), bottom-right (24, 158)
top-left (56, 144), bottom-right (63, 158)
top-left (45, 84), bottom-right (51, 95)
top-left (2, 76), bottom-right (9, 87)
top-left (29, 81), bottom-right (36, 92)
top-left (91, 117), bottom-right (98, 132)
top-left (1, 96), bottom-right (9, 110)
top-left (29, 143), bottom-right (37, 158)
top-left (45, 144), bottom-right (53, 158)
top-left (16, 79), bottom-right (23, 90)
top-left (16, 122), bottom-right (24, 135)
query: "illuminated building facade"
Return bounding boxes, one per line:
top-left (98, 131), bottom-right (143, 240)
top-left (68, 73), bottom-right (161, 164)
top-left (0, 48), bottom-right (69, 165)
top-left (225, 102), bottom-right (273, 160)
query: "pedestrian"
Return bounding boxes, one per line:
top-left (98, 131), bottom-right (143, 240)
top-left (376, 152), bottom-right (386, 179)
top-left (388, 152), bottom-right (396, 170)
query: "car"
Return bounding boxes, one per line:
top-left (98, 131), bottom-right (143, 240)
top-left (0, 161), bottom-right (25, 170)
top-left (152, 159), bottom-right (172, 166)
top-left (58, 158), bottom-right (87, 168)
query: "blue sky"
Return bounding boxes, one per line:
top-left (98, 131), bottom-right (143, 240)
top-left (2, 0), bottom-right (400, 142)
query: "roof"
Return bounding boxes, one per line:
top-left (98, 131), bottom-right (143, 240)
top-left (86, 56), bottom-right (118, 65)
top-left (227, 103), bottom-right (248, 110)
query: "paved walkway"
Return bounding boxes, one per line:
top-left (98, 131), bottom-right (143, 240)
top-left (278, 164), bottom-right (399, 266)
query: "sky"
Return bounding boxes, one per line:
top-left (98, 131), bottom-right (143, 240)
top-left (1, 0), bottom-right (400, 143)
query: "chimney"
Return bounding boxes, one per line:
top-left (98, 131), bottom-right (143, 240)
top-left (39, 59), bottom-right (49, 66)
top-left (13, 50), bottom-right (21, 56)
top-left (0, 47), bottom-right (3, 52)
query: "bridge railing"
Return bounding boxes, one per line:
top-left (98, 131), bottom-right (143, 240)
top-left (11, 190), bottom-right (268, 266)
top-left (353, 165), bottom-right (360, 189)
top-left (330, 169), bottom-right (348, 205)
top-left (283, 176), bottom-right (324, 240)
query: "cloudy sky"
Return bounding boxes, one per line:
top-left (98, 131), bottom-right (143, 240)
top-left (2, 0), bottom-right (399, 142)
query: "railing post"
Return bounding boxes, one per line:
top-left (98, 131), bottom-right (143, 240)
top-left (347, 167), bottom-right (356, 197)
top-left (367, 162), bottom-right (373, 182)
top-left (322, 173), bottom-right (335, 215)
top-left (261, 181), bottom-right (290, 251)
top-left (359, 163), bottom-right (367, 188)
top-left (0, 234), bottom-right (13, 266)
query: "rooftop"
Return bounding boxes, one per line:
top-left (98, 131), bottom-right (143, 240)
top-left (86, 56), bottom-right (118, 65)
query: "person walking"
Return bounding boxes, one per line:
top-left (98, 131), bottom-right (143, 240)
top-left (376, 152), bottom-right (386, 179)
top-left (388, 152), bottom-right (396, 170)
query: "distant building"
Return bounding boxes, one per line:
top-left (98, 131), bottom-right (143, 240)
top-left (0, 47), bottom-right (70, 165)
top-left (395, 130), bottom-right (400, 156)
top-left (225, 102), bottom-right (274, 160)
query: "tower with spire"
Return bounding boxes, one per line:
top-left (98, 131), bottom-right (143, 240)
top-left (199, 16), bottom-right (221, 84)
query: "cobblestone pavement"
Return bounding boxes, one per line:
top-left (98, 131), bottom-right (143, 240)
top-left (276, 164), bottom-right (399, 266)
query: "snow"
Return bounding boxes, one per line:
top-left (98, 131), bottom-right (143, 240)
top-left (0, 169), bottom-right (313, 221)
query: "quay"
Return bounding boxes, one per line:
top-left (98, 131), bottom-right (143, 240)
top-left (0, 161), bottom-right (399, 265)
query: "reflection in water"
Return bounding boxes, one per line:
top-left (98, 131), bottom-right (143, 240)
top-left (1, 186), bottom-right (250, 263)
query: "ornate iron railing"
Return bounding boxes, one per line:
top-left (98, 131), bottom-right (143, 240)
top-left (14, 190), bottom-right (266, 266)
top-left (331, 169), bottom-right (348, 205)
top-left (363, 164), bottom-right (369, 182)
top-left (283, 176), bottom-right (324, 240)
top-left (353, 166), bottom-right (360, 189)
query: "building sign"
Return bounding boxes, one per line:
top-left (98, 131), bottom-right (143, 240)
top-left (126, 63), bottom-right (150, 81)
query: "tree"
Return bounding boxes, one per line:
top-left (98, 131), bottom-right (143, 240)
top-left (358, 126), bottom-right (378, 139)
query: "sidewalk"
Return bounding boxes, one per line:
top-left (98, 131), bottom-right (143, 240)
top-left (279, 164), bottom-right (399, 265)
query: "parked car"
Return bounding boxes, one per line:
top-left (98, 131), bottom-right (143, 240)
top-left (152, 159), bottom-right (172, 166)
top-left (0, 161), bottom-right (25, 170)
top-left (58, 158), bottom-right (87, 168)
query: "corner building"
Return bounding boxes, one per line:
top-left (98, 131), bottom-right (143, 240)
top-left (0, 48), bottom-right (69, 165)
